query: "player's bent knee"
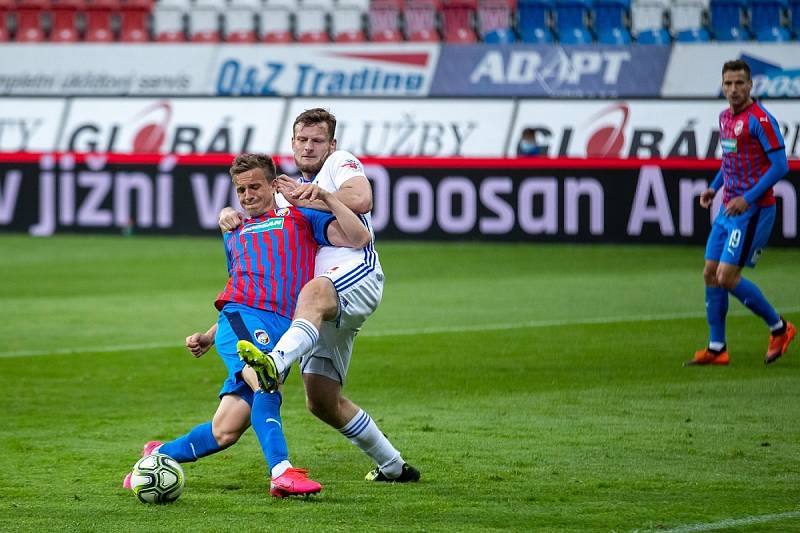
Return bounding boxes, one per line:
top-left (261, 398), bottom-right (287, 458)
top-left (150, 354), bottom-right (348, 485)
top-left (212, 427), bottom-right (242, 448)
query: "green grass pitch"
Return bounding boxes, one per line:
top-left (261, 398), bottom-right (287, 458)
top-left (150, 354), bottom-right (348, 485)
top-left (0, 235), bottom-right (798, 532)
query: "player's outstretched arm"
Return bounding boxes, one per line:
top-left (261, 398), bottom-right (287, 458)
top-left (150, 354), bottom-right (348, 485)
top-left (185, 323), bottom-right (217, 358)
top-left (294, 184), bottom-right (370, 248)
top-left (279, 175), bottom-right (372, 214)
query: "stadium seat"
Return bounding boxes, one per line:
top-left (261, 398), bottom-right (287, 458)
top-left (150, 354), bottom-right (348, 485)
top-left (0, 0), bottom-right (11, 40)
top-left (441, 0), bottom-right (477, 42)
top-left (554, 0), bottom-right (593, 42)
top-left (119, 0), bottom-right (152, 41)
top-left (517, 0), bottom-right (554, 42)
top-left (260, 0), bottom-right (294, 41)
top-left (670, 0), bottom-right (710, 40)
top-left (477, 0), bottom-right (515, 42)
top-left (14, 0), bottom-right (48, 41)
top-left (750, 0), bottom-right (790, 40)
top-left (791, 0), bottom-right (800, 36)
top-left (631, 0), bottom-right (670, 42)
top-left (296, 0), bottom-right (331, 42)
top-left (49, 0), bottom-right (83, 41)
top-left (404, 0), bottom-right (440, 41)
top-left (368, 0), bottom-right (403, 40)
top-left (332, 0), bottom-right (368, 41)
top-left (225, 0), bottom-right (258, 42)
top-left (188, 0), bottom-right (221, 41)
top-left (594, 0), bottom-right (631, 42)
top-left (84, 0), bottom-right (118, 41)
top-left (153, 0), bottom-right (187, 41)
top-left (709, 0), bottom-right (750, 39)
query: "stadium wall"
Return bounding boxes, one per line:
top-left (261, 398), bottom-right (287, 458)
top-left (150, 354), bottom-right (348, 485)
top-left (1, 153), bottom-right (797, 245)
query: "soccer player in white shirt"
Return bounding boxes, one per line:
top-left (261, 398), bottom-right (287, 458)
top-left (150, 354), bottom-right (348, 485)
top-left (221, 108), bottom-right (420, 483)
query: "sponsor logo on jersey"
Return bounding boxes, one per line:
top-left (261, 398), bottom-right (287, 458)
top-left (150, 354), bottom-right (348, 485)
top-left (720, 138), bottom-right (737, 154)
top-left (241, 218), bottom-right (285, 234)
top-left (274, 208), bottom-right (290, 217)
top-left (254, 329), bottom-right (270, 345)
top-left (734, 120), bottom-right (743, 136)
top-left (341, 159), bottom-right (362, 171)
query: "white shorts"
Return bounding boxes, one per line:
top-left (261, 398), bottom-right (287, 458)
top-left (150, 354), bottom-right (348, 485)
top-left (299, 260), bottom-right (383, 384)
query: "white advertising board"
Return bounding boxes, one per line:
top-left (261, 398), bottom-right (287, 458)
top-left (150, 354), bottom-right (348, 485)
top-left (279, 98), bottom-right (515, 157)
top-left (663, 44), bottom-right (800, 98)
top-left (58, 98), bottom-right (286, 154)
top-left (210, 44), bottom-right (440, 97)
top-left (0, 98), bottom-right (66, 151)
top-left (510, 100), bottom-right (800, 159)
top-left (0, 44), bottom-right (214, 96)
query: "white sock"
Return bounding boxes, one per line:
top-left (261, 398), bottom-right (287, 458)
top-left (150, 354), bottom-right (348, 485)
top-left (339, 409), bottom-right (403, 478)
top-left (271, 460), bottom-right (292, 479)
top-left (708, 341), bottom-right (726, 351)
top-left (270, 319), bottom-right (318, 373)
top-left (769, 319), bottom-right (785, 332)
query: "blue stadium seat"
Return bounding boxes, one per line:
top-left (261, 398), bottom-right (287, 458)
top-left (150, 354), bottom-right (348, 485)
top-left (751, 0), bottom-right (790, 40)
top-left (709, 0), bottom-right (751, 40)
top-left (595, 0), bottom-right (632, 42)
top-left (518, 0), bottom-right (555, 41)
top-left (791, 0), bottom-right (800, 36)
top-left (636, 27), bottom-right (671, 41)
top-left (554, 0), bottom-right (593, 42)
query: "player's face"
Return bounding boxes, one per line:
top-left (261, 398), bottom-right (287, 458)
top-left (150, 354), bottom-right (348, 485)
top-left (292, 123), bottom-right (336, 176)
top-left (722, 70), bottom-right (752, 112)
top-left (233, 168), bottom-right (276, 217)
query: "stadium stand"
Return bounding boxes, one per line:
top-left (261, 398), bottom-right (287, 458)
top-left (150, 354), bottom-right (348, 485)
top-left (442, 0), bottom-right (478, 42)
top-left (517, 0), bottom-right (555, 42)
top-left (631, 0), bottom-right (670, 42)
top-left (404, 0), bottom-right (440, 41)
top-left (750, 0), bottom-right (790, 40)
top-left (554, 0), bottom-right (594, 43)
top-left (2, 0), bottom-right (800, 42)
top-left (709, 0), bottom-right (750, 40)
top-left (333, 0), bottom-right (368, 41)
top-left (594, 0), bottom-right (631, 42)
top-left (368, 0), bottom-right (403, 41)
top-left (225, 0), bottom-right (258, 42)
top-left (670, 0), bottom-right (711, 41)
top-left (476, 0), bottom-right (516, 42)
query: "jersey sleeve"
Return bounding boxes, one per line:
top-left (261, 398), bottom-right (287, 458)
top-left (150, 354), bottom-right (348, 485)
top-left (328, 151), bottom-right (367, 189)
top-left (299, 207), bottom-right (335, 246)
top-left (750, 110), bottom-right (785, 154)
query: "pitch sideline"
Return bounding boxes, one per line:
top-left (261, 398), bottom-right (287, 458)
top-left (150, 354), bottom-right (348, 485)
top-left (633, 509), bottom-right (800, 532)
top-left (2, 306), bottom-right (800, 358)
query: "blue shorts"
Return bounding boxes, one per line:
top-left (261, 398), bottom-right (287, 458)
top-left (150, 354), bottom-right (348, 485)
top-left (705, 204), bottom-right (775, 268)
top-left (215, 303), bottom-right (291, 400)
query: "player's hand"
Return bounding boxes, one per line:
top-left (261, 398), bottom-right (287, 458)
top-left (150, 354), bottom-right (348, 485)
top-left (725, 196), bottom-right (749, 216)
top-left (290, 183), bottom-right (329, 203)
top-left (185, 332), bottom-right (214, 358)
top-left (219, 207), bottom-right (244, 232)
top-left (276, 175), bottom-right (298, 196)
top-left (699, 188), bottom-right (716, 209)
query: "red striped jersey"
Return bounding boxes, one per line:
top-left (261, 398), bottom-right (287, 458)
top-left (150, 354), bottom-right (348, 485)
top-left (719, 101), bottom-right (785, 207)
top-left (215, 206), bottom-right (334, 318)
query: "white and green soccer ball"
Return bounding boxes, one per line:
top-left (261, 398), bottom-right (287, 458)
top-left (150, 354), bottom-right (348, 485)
top-left (130, 453), bottom-right (185, 504)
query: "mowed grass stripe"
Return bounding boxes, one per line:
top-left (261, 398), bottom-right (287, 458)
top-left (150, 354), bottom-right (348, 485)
top-left (4, 305), bottom-right (800, 358)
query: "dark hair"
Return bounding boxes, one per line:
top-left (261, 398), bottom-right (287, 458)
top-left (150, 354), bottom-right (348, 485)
top-left (229, 153), bottom-right (276, 181)
top-left (722, 59), bottom-right (751, 80)
top-left (293, 108), bottom-right (336, 141)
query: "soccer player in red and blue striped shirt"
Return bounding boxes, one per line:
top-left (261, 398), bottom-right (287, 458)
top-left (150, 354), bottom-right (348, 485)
top-left (688, 59), bottom-right (795, 366)
top-left (124, 154), bottom-right (370, 498)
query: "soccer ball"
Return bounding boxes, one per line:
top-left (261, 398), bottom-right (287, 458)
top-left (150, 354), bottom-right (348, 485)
top-left (129, 453), bottom-right (185, 504)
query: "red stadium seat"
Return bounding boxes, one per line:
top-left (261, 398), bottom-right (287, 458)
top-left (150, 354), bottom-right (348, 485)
top-left (118, 0), bottom-right (151, 41)
top-left (225, 0), bottom-right (257, 42)
top-left (368, 0), bottom-right (403, 41)
top-left (404, 0), bottom-right (440, 41)
top-left (0, 0), bottom-right (13, 40)
top-left (14, 0), bottom-right (48, 41)
top-left (296, 0), bottom-right (331, 42)
top-left (260, 0), bottom-right (295, 42)
top-left (153, 0), bottom-right (187, 41)
top-left (442, 0), bottom-right (477, 42)
top-left (49, 0), bottom-right (83, 41)
top-left (332, 0), bottom-right (367, 41)
top-left (84, 0), bottom-right (118, 41)
top-left (189, 0), bottom-right (221, 42)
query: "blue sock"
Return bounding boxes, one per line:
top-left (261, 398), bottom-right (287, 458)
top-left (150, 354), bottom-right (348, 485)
top-left (706, 286), bottom-right (728, 348)
top-left (158, 421), bottom-right (220, 463)
top-left (250, 391), bottom-right (289, 470)
top-left (730, 277), bottom-right (781, 327)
